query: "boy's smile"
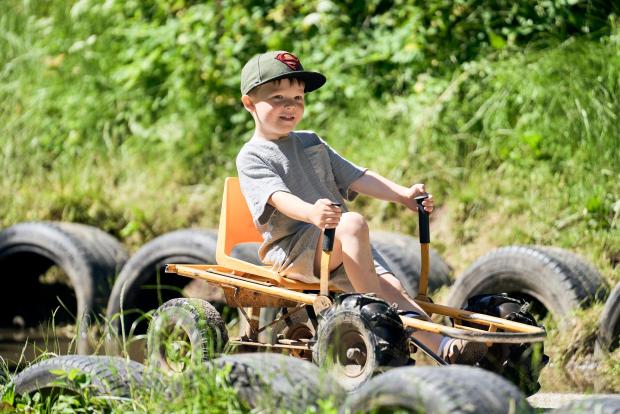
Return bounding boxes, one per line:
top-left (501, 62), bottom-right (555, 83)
top-left (242, 78), bottom-right (305, 140)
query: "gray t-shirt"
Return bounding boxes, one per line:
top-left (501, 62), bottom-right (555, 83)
top-left (236, 130), bottom-right (367, 283)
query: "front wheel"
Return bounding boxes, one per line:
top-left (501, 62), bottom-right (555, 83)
top-left (313, 294), bottom-right (410, 391)
top-left (146, 298), bottom-right (228, 374)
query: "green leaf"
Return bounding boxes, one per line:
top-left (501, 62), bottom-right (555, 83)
top-left (487, 30), bottom-right (506, 49)
top-left (67, 368), bottom-right (82, 382)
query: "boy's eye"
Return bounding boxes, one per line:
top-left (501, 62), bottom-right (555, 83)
top-left (273, 95), bottom-right (283, 100)
top-left (295, 96), bottom-right (304, 101)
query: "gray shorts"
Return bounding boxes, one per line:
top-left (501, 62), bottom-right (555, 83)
top-left (261, 223), bottom-right (392, 292)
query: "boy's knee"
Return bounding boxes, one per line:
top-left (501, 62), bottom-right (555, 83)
top-left (338, 212), bottom-right (368, 236)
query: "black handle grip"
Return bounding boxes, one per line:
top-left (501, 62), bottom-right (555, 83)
top-left (322, 228), bottom-right (336, 252)
top-left (415, 195), bottom-right (430, 244)
top-left (322, 202), bottom-right (341, 252)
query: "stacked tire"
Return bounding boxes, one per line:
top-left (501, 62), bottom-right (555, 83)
top-left (447, 246), bottom-right (608, 329)
top-left (0, 222), bottom-right (127, 357)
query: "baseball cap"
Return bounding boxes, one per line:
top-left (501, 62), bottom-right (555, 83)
top-left (240, 51), bottom-right (326, 95)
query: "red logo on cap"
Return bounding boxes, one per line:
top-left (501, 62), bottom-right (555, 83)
top-left (275, 52), bottom-right (302, 71)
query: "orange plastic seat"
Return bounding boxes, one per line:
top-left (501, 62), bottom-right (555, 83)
top-left (215, 177), bottom-right (323, 290)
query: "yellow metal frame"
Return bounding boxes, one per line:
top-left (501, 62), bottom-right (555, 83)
top-left (165, 177), bottom-right (546, 347)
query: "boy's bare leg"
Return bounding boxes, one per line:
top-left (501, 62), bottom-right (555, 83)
top-left (313, 212), bottom-right (443, 352)
top-left (377, 272), bottom-right (443, 351)
top-left (313, 212), bottom-right (382, 293)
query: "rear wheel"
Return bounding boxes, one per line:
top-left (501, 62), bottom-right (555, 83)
top-left (313, 294), bottom-right (410, 391)
top-left (270, 306), bottom-right (316, 359)
top-left (147, 298), bottom-right (228, 374)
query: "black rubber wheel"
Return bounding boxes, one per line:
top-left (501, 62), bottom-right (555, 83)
top-left (270, 307), bottom-right (316, 359)
top-left (0, 222), bottom-right (128, 355)
top-left (461, 294), bottom-right (549, 396)
top-left (10, 355), bottom-right (144, 399)
top-left (447, 246), bottom-right (592, 328)
top-left (313, 293), bottom-right (410, 391)
top-left (105, 229), bottom-right (219, 338)
top-left (597, 282), bottom-right (620, 353)
top-left (532, 246), bottom-right (608, 304)
top-left (341, 365), bottom-right (534, 414)
top-left (553, 396), bottom-right (620, 414)
top-left (211, 353), bottom-right (346, 413)
top-left (147, 298), bottom-right (228, 374)
top-left (370, 231), bottom-right (452, 296)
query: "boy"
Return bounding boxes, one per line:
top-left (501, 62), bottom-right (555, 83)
top-left (236, 51), bottom-right (486, 364)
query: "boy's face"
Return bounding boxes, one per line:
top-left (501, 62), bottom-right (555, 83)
top-left (242, 78), bottom-right (305, 140)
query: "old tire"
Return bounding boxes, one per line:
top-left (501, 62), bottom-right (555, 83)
top-left (370, 231), bottom-right (452, 296)
top-left (0, 222), bottom-right (127, 355)
top-left (313, 293), bottom-right (410, 391)
top-left (10, 355), bottom-right (144, 398)
top-left (553, 396), bottom-right (620, 413)
top-left (447, 246), bottom-right (592, 328)
top-left (532, 246), bottom-right (608, 304)
top-left (147, 298), bottom-right (228, 374)
top-left (597, 282), bottom-right (620, 354)
top-left (106, 229), bottom-right (219, 337)
top-left (461, 294), bottom-right (549, 396)
top-left (341, 365), bottom-right (534, 414)
top-left (230, 241), bottom-right (262, 265)
top-left (211, 353), bottom-right (346, 413)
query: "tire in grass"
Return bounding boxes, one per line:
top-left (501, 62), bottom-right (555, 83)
top-left (553, 396), bottom-right (620, 414)
top-left (147, 298), bottom-right (228, 374)
top-left (446, 246), bottom-right (593, 329)
top-left (212, 353), bottom-right (346, 413)
top-left (0, 222), bottom-right (128, 355)
top-left (531, 246), bottom-right (608, 304)
top-left (597, 282), bottom-right (620, 354)
top-left (313, 293), bottom-right (410, 391)
top-left (105, 229), bottom-right (219, 338)
top-left (341, 365), bottom-right (534, 414)
top-left (461, 293), bottom-right (549, 396)
top-left (370, 230), bottom-right (452, 296)
top-left (10, 355), bottom-right (145, 399)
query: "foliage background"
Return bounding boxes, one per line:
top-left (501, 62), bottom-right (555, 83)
top-left (1, 0), bottom-right (619, 397)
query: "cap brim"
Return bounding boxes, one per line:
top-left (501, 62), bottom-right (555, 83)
top-left (245, 71), bottom-right (326, 95)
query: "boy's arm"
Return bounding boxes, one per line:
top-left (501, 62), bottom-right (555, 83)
top-left (349, 170), bottom-right (434, 213)
top-left (269, 191), bottom-right (342, 229)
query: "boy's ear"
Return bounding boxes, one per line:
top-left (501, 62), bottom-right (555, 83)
top-left (241, 94), bottom-right (255, 112)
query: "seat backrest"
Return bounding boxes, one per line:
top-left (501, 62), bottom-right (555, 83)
top-left (216, 177), bottom-right (263, 262)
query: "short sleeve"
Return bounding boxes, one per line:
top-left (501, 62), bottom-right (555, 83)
top-left (236, 149), bottom-right (290, 226)
top-left (320, 138), bottom-right (367, 200)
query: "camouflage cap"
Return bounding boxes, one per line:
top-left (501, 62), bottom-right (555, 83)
top-left (240, 51), bottom-right (326, 95)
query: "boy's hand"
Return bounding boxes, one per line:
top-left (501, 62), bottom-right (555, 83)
top-left (309, 199), bottom-right (342, 229)
top-left (402, 184), bottom-right (434, 213)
